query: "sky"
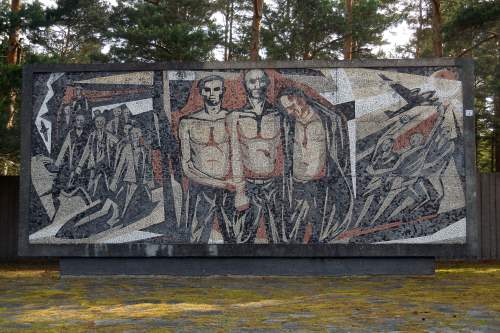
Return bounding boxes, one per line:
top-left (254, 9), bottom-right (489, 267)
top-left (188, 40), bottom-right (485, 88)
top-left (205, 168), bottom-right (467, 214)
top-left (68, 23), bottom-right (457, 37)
top-left (35, 0), bottom-right (413, 59)
top-left (375, 21), bottom-right (413, 57)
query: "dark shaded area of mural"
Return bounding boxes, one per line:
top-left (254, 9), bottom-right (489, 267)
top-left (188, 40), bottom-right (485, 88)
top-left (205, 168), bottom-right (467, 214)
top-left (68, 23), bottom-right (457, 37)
top-left (29, 71), bottom-right (163, 241)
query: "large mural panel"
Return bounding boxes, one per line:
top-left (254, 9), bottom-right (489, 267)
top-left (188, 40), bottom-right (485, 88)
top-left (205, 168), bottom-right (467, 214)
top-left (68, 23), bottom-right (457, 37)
top-left (27, 65), bottom-right (466, 245)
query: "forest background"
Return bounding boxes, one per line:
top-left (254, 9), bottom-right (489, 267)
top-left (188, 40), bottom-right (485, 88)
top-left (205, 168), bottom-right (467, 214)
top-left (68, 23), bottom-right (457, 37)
top-left (0, 0), bottom-right (498, 175)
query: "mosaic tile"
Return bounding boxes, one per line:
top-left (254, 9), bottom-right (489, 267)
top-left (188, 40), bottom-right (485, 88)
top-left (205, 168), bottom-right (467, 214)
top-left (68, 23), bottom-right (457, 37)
top-left (26, 67), bottom-right (467, 245)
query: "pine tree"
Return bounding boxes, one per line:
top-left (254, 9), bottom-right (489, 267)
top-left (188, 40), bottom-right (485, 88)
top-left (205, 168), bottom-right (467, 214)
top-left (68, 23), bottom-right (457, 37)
top-left (262, 0), bottom-right (401, 61)
top-left (106, 0), bottom-right (221, 62)
top-left (262, 0), bottom-right (345, 60)
top-left (214, 0), bottom-right (253, 60)
top-left (443, 1), bottom-right (499, 171)
top-left (0, 0), bottom-right (47, 174)
top-left (27, 0), bottom-right (111, 63)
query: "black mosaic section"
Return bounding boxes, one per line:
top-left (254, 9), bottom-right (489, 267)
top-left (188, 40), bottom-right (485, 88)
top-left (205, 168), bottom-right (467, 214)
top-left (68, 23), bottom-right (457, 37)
top-left (277, 68), bottom-right (325, 76)
top-left (168, 80), bottom-right (192, 113)
top-left (371, 66), bottom-right (460, 78)
top-left (349, 208), bottom-right (466, 243)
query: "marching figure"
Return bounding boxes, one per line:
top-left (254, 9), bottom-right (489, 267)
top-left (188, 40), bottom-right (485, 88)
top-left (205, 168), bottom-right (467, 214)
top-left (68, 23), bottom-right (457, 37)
top-left (55, 113), bottom-right (88, 188)
top-left (76, 112), bottom-right (118, 199)
top-left (110, 127), bottom-right (153, 221)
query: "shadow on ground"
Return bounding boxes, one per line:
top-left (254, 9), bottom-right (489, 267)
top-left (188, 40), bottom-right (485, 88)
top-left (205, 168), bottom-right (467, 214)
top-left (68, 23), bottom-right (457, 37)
top-left (0, 261), bottom-right (498, 332)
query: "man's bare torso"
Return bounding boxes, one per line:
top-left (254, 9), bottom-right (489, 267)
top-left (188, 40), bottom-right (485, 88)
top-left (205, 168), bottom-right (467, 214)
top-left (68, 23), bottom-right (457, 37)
top-left (293, 114), bottom-right (326, 181)
top-left (236, 110), bottom-right (282, 178)
top-left (183, 110), bottom-right (230, 180)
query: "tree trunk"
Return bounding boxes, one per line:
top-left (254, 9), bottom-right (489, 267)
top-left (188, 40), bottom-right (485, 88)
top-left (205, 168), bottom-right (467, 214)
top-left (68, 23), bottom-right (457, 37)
top-left (6, 0), bottom-right (21, 129)
top-left (223, 0), bottom-right (229, 61)
top-left (250, 0), bottom-right (263, 61)
top-left (228, 0), bottom-right (234, 60)
top-left (303, 51), bottom-right (313, 60)
top-left (416, 0), bottom-right (423, 58)
top-left (7, 0), bottom-right (21, 64)
top-left (343, 0), bottom-right (353, 60)
top-left (430, 0), bottom-right (443, 57)
top-left (285, 0), bottom-right (294, 60)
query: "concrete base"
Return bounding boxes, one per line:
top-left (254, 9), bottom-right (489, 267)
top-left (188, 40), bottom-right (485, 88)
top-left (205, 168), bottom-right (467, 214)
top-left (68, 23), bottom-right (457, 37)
top-left (60, 257), bottom-right (435, 276)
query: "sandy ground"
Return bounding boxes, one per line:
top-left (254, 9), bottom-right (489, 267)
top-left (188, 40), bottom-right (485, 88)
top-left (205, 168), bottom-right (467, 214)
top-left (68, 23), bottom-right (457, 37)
top-left (0, 261), bottom-right (498, 332)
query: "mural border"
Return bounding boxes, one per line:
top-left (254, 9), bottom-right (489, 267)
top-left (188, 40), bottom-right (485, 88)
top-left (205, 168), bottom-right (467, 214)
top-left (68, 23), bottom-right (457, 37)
top-left (18, 58), bottom-right (476, 258)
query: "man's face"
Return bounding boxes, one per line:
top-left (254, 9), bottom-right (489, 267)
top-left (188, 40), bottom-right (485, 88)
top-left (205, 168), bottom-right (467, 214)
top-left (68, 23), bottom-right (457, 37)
top-left (75, 87), bottom-right (82, 97)
top-left (244, 70), bottom-right (269, 99)
top-left (95, 116), bottom-right (105, 130)
top-left (124, 124), bottom-right (132, 136)
top-left (131, 128), bottom-right (141, 146)
top-left (75, 115), bottom-right (85, 129)
top-left (113, 107), bottom-right (122, 118)
top-left (64, 106), bottom-right (71, 115)
top-left (279, 95), bottom-right (311, 121)
top-left (123, 109), bottom-right (131, 121)
top-left (201, 80), bottom-right (224, 106)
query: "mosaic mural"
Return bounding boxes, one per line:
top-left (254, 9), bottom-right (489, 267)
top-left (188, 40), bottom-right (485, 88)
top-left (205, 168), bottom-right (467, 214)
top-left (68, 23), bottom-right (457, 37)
top-left (27, 66), bottom-right (466, 244)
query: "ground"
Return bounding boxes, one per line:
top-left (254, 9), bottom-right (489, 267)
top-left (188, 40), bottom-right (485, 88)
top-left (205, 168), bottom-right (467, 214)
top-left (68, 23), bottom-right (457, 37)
top-left (0, 261), bottom-right (498, 332)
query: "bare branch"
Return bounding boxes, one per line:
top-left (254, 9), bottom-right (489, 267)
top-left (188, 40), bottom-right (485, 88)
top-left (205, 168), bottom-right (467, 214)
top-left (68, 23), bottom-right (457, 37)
top-left (457, 31), bottom-right (498, 57)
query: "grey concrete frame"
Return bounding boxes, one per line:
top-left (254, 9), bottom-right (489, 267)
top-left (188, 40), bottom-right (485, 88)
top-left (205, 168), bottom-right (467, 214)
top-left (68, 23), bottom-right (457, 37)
top-left (18, 58), bottom-right (477, 258)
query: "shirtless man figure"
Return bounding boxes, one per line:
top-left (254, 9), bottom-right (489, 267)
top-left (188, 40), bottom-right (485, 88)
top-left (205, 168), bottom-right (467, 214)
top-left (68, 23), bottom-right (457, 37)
top-left (229, 69), bottom-right (284, 243)
top-left (277, 90), bottom-right (327, 243)
top-left (179, 75), bottom-right (238, 243)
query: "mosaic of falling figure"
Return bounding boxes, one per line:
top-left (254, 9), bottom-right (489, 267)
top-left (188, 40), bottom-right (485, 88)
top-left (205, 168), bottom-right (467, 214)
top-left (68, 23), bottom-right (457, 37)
top-left (355, 82), bottom-right (459, 230)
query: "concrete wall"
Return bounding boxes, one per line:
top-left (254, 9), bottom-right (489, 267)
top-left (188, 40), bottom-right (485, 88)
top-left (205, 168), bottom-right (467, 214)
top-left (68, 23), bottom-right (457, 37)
top-left (19, 59), bottom-right (478, 257)
top-left (0, 177), bottom-right (18, 260)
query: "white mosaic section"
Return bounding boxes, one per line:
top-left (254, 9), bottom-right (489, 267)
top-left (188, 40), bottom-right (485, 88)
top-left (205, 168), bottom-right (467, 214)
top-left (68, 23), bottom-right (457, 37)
top-left (376, 218), bottom-right (466, 244)
top-left (101, 231), bottom-right (162, 244)
top-left (36, 73), bottom-right (64, 154)
top-left (92, 98), bottom-right (153, 117)
top-left (76, 72), bottom-right (153, 85)
top-left (347, 120), bottom-right (357, 197)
